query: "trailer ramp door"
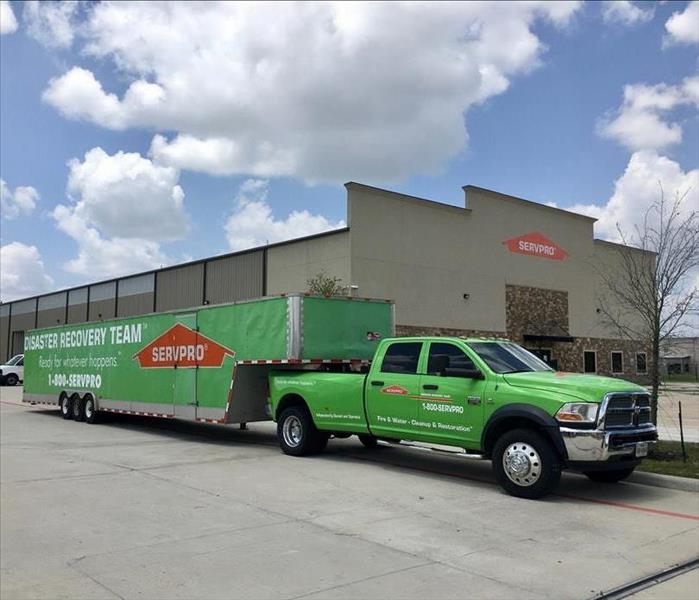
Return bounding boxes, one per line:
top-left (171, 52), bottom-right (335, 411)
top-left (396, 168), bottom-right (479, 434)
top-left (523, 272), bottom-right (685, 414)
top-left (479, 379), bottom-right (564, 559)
top-left (173, 313), bottom-right (198, 419)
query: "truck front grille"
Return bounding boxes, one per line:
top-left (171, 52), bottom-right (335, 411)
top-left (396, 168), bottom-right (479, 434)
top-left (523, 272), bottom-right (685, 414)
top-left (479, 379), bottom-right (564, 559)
top-left (603, 393), bottom-right (652, 429)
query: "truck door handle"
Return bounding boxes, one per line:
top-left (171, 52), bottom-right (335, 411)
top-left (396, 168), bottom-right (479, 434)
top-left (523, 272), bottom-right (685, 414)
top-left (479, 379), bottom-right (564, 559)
top-left (423, 384), bottom-right (439, 390)
top-left (371, 380), bottom-right (384, 386)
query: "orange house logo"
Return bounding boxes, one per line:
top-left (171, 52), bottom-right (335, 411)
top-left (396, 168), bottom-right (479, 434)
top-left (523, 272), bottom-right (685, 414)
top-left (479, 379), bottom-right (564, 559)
top-left (133, 323), bottom-right (235, 368)
top-left (382, 385), bottom-right (409, 395)
top-left (502, 232), bottom-right (568, 261)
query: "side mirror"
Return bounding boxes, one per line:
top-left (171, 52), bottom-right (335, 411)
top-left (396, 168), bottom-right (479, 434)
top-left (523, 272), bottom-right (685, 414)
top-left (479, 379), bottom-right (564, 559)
top-left (443, 367), bottom-right (484, 380)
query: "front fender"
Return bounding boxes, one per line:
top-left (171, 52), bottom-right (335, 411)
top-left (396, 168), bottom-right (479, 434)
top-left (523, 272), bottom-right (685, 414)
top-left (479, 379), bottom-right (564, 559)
top-left (481, 403), bottom-right (567, 459)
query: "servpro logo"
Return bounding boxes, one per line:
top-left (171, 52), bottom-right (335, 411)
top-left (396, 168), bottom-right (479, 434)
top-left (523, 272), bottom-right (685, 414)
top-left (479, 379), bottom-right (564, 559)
top-left (382, 385), bottom-right (409, 395)
top-left (132, 323), bottom-right (235, 368)
top-left (502, 232), bottom-right (567, 261)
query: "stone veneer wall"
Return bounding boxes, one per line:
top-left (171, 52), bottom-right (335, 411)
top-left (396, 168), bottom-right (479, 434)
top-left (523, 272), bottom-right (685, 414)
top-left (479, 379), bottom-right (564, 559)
top-left (395, 284), bottom-right (651, 384)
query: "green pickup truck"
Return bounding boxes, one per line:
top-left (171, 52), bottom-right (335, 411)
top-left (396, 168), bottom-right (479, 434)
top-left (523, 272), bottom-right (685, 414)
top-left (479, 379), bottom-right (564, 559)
top-left (270, 337), bottom-right (658, 499)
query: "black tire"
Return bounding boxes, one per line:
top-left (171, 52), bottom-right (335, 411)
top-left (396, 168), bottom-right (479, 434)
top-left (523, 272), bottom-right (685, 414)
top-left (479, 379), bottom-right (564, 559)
top-left (584, 467), bottom-right (635, 483)
top-left (60, 393), bottom-right (73, 420)
top-left (71, 393), bottom-right (85, 422)
top-left (358, 434), bottom-right (379, 449)
top-left (4, 373), bottom-right (18, 386)
top-left (492, 428), bottom-right (562, 499)
top-left (277, 406), bottom-right (326, 456)
top-left (83, 395), bottom-right (99, 424)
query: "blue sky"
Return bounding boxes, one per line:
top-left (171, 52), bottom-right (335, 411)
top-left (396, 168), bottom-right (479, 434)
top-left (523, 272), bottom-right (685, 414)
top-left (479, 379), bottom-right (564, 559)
top-left (0, 1), bottom-right (697, 301)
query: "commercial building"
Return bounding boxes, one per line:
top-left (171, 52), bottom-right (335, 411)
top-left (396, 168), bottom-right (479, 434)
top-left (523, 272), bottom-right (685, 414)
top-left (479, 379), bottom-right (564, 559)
top-left (1, 183), bottom-right (651, 380)
top-left (661, 337), bottom-right (698, 379)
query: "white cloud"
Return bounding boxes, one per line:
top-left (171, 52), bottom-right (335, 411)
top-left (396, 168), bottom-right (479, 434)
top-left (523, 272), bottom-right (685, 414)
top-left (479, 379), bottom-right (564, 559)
top-left (1, 179), bottom-right (38, 219)
top-left (42, 67), bottom-right (127, 129)
top-left (42, 1), bottom-right (581, 184)
top-left (51, 147), bottom-right (189, 278)
top-left (225, 179), bottom-right (345, 251)
top-left (598, 75), bottom-right (699, 151)
top-left (0, 242), bottom-right (54, 302)
top-left (569, 150), bottom-right (699, 241)
top-left (665, 1), bottom-right (699, 45)
top-left (23, 0), bottom-right (80, 48)
top-left (601, 1), bottom-right (654, 26)
top-left (52, 204), bottom-right (169, 277)
top-left (65, 147), bottom-right (189, 241)
top-left (0, 0), bottom-right (17, 35)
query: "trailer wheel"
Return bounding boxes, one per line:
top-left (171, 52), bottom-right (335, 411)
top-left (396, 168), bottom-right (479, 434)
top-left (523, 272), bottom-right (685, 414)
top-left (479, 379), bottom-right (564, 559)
top-left (492, 428), bottom-right (561, 499)
top-left (60, 393), bottom-right (73, 420)
top-left (277, 406), bottom-right (326, 456)
top-left (83, 395), bottom-right (99, 424)
top-left (71, 393), bottom-right (85, 422)
top-left (4, 373), bottom-right (18, 386)
top-left (358, 435), bottom-right (379, 449)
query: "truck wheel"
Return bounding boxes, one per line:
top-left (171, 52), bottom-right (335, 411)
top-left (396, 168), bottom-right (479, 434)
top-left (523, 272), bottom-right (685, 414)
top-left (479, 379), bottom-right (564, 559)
top-left (83, 395), bottom-right (100, 424)
top-left (60, 393), bottom-right (73, 420)
top-left (358, 435), bottom-right (379, 449)
top-left (5, 373), bottom-right (18, 386)
top-left (584, 467), bottom-right (635, 483)
top-left (492, 428), bottom-right (561, 499)
top-left (278, 406), bottom-right (325, 456)
top-left (71, 393), bottom-right (85, 422)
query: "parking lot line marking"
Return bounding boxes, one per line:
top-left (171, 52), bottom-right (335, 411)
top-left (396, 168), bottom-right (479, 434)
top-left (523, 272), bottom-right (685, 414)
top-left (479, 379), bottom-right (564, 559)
top-left (344, 452), bottom-right (699, 522)
top-left (557, 494), bottom-right (699, 522)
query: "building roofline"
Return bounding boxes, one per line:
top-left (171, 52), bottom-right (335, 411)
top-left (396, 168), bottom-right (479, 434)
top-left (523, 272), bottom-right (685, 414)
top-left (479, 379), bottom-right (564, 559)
top-left (1, 227), bottom-right (349, 306)
top-left (593, 238), bottom-right (657, 256)
top-left (345, 181), bottom-right (470, 214)
top-left (463, 185), bottom-right (598, 223)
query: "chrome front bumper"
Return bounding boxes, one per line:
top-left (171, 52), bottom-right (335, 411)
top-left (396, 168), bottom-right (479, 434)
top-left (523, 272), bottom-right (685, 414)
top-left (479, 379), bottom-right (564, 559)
top-left (560, 425), bottom-right (657, 462)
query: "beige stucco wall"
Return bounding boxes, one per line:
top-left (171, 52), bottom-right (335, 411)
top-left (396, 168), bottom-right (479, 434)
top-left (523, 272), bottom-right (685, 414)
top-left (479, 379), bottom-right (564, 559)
top-left (346, 183), bottom-right (648, 339)
top-left (266, 231), bottom-right (351, 295)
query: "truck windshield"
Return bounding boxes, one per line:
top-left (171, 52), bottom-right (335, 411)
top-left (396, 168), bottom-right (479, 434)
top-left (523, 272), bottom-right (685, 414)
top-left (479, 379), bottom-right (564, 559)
top-left (5, 354), bottom-right (22, 366)
top-left (467, 342), bottom-right (553, 374)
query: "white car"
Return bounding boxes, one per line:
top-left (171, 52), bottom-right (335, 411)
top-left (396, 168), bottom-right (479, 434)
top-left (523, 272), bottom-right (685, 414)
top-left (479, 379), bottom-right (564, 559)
top-left (0, 354), bottom-right (24, 386)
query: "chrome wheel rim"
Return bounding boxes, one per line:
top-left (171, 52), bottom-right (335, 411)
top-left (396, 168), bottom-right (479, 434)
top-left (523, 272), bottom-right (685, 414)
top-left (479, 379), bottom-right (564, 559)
top-left (503, 442), bottom-right (541, 487)
top-left (85, 400), bottom-right (93, 419)
top-left (282, 415), bottom-right (303, 447)
top-left (61, 398), bottom-right (68, 414)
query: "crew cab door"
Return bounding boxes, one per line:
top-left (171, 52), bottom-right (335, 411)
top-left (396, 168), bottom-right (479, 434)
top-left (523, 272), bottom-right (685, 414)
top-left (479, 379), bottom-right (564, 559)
top-left (418, 342), bottom-right (486, 447)
top-left (365, 341), bottom-right (424, 437)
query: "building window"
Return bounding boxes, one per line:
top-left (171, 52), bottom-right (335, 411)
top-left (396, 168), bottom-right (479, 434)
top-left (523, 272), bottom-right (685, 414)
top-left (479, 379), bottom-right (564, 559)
top-left (381, 342), bottom-right (422, 374)
top-left (611, 351), bottom-right (623, 374)
top-left (583, 351), bottom-right (596, 373)
top-left (636, 352), bottom-right (647, 374)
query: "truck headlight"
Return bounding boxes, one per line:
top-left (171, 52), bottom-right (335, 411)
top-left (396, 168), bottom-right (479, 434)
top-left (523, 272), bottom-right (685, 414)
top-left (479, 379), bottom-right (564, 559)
top-left (556, 402), bottom-right (598, 424)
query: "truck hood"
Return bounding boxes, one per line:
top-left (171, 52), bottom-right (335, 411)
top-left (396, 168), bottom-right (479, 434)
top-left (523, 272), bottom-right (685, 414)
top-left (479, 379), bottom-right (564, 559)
top-left (502, 371), bottom-right (646, 403)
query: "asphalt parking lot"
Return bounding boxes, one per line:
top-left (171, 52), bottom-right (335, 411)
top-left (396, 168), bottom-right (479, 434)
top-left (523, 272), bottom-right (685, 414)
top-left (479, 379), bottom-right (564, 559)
top-left (2, 386), bottom-right (698, 600)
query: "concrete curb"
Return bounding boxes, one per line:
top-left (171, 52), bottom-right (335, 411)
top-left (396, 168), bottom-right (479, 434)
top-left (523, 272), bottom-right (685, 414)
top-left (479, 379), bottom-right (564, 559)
top-left (629, 470), bottom-right (698, 493)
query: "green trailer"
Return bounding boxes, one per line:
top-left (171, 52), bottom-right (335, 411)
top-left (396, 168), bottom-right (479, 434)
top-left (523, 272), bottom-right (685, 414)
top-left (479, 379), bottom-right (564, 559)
top-left (22, 294), bottom-right (394, 425)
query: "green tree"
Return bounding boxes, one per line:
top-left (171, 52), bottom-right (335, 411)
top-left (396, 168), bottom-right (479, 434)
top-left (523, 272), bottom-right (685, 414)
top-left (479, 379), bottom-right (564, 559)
top-left (306, 271), bottom-right (346, 296)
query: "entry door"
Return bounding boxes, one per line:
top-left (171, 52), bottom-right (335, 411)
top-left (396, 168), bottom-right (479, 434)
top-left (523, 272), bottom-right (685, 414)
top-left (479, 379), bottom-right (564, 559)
top-left (173, 313), bottom-right (198, 419)
top-left (418, 342), bottom-right (487, 447)
top-left (365, 341), bottom-right (423, 438)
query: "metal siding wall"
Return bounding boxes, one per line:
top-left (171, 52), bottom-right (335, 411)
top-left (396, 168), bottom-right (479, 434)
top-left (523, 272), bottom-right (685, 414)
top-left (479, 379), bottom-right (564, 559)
top-left (155, 264), bottom-right (204, 311)
top-left (88, 283), bottom-right (116, 321)
top-left (8, 299), bottom-right (36, 357)
top-left (88, 300), bottom-right (116, 322)
top-left (0, 307), bottom-right (8, 363)
top-left (117, 274), bottom-right (155, 317)
top-left (67, 288), bottom-right (88, 324)
top-left (117, 293), bottom-right (154, 317)
top-left (9, 312), bottom-right (35, 355)
top-left (37, 292), bottom-right (67, 328)
top-left (205, 251), bottom-right (264, 304)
